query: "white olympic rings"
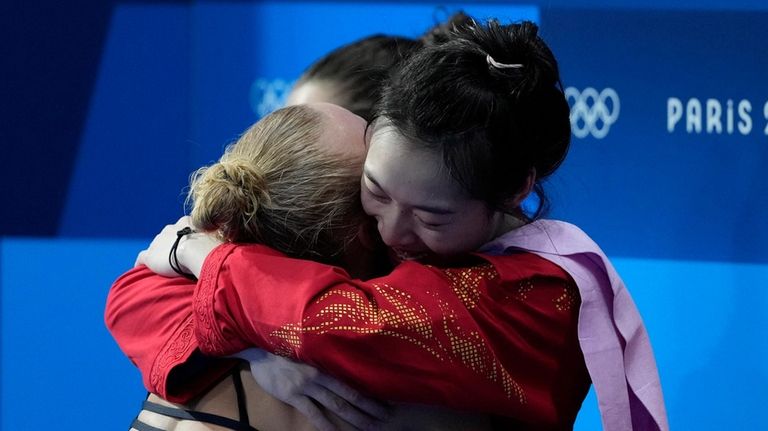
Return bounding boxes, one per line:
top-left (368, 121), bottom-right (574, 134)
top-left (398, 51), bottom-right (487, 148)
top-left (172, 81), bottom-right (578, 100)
top-left (565, 87), bottom-right (620, 139)
top-left (249, 78), bottom-right (294, 118)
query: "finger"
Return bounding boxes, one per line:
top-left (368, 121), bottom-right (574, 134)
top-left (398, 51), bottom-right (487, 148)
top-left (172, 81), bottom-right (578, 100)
top-left (177, 215), bottom-right (192, 228)
top-left (288, 395), bottom-right (339, 431)
top-left (134, 250), bottom-right (147, 268)
top-left (304, 383), bottom-right (379, 431)
top-left (315, 373), bottom-right (391, 420)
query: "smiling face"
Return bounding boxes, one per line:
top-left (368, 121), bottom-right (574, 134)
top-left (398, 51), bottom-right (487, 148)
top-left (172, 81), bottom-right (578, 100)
top-left (361, 123), bottom-right (508, 261)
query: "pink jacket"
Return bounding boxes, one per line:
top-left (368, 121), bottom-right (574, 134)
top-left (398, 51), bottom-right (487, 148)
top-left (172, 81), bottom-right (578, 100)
top-left (480, 220), bottom-right (669, 431)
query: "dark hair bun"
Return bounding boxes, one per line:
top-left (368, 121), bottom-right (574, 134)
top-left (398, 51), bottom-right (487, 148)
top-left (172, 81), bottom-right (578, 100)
top-left (463, 20), bottom-right (570, 178)
top-left (469, 20), bottom-right (561, 99)
top-left (421, 11), bottom-right (475, 46)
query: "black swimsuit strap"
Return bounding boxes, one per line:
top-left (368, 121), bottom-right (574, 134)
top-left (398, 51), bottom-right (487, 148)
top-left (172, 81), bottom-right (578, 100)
top-left (131, 366), bottom-right (259, 431)
top-left (232, 367), bottom-right (251, 425)
top-left (130, 417), bottom-right (165, 431)
top-left (139, 400), bottom-right (257, 431)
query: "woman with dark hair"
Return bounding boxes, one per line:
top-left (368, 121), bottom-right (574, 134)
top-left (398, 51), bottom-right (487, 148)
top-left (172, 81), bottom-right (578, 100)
top-left (113, 17), bottom-right (667, 431)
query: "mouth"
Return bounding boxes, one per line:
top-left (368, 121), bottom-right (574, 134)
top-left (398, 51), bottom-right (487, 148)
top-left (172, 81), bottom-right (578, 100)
top-left (391, 248), bottom-right (430, 261)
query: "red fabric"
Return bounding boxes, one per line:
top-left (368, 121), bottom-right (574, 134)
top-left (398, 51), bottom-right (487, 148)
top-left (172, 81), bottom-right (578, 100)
top-left (193, 244), bottom-right (590, 428)
top-left (105, 266), bottom-right (233, 403)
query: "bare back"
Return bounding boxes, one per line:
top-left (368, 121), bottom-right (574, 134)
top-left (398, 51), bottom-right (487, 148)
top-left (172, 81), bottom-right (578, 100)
top-left (131, 363), bottom-right (492, 431)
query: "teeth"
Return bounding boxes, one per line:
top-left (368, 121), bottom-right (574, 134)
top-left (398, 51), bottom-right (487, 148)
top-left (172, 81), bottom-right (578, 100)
top-left (395, 250), bottom-right (428, 260)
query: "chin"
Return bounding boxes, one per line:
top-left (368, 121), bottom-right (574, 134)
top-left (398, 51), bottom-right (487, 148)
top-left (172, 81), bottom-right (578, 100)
top-left (391, 248), bottom-right (482, 269)
top-left (389, 248), bottom-right (432, 263)
top-left (389, 248), bottom-right (465, 265)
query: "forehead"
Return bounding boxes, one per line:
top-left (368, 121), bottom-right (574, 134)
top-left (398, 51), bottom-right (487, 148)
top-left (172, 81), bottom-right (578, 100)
top-left (311, 102), bottom-right (367, 161)
top-left (367, 121), bottom-right (437, 169)
top-left (366, 124), bottom-right (468, 202)
top-left (286, 81), bottom-right (336, 106)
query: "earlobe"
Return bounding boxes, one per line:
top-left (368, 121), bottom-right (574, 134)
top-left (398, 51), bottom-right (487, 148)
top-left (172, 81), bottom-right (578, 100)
top-left (509, 168), bottom-right (537, 208)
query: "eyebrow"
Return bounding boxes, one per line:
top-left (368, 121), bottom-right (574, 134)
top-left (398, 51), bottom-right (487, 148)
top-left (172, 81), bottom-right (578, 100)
top-left (363, 169), bottom-right (456, 216)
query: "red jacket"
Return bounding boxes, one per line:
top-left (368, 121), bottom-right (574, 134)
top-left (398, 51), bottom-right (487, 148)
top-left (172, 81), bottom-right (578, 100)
top-left (106, 243), bottom-right (589, 429)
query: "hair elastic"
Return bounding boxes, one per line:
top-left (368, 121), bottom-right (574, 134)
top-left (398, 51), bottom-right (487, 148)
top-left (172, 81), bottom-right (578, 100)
top-left (169, 226), bottom-right (198, 281)
top-left (486, 54), bottom-right (523, 70)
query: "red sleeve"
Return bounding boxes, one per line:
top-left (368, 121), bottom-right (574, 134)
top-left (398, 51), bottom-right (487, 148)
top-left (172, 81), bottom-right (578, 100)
top-left (194, 244), bottom-right (590, 426)
top-left (105, 266), bottom-right (233, 403)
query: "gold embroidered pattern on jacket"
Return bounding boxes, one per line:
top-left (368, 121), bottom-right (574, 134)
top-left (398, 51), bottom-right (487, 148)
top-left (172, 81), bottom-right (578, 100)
top-left (268, 265), bottom-right (526, 404)
top-left (515, 278), bottom-right (535, 301)
top-left (441, 264), bottom-right (497, 308)
top-left (437, 296), bottom-right (526, 404)
top-left (553, 282), bottom-right (578, 311)
top-left (270, 286), bottom-right (443, 359)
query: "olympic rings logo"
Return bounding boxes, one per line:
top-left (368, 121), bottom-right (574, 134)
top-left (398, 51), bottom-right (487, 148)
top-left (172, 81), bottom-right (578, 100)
top-left (249, 78), bottom-right (295, 118)
top-left (565, 87), bottom-right (620, 139)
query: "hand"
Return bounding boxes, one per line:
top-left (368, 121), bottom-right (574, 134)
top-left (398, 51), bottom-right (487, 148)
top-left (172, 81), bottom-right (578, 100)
top-left (135, 216), bottom-right (192, 277)
top-left (234, 348), bottom-right (390, 431)
top-left (135, 216), bottom-right (222, 278)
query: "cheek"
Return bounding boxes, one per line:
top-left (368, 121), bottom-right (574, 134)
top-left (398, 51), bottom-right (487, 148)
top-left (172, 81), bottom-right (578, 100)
top-left (422, 217), bottom-right (494, 255)
top-left (360, 193), bottom-right (391, 234)
top-left (422, 232), bottom-right (476, 255)
top-left (360, 191), bottom-right (378, 217)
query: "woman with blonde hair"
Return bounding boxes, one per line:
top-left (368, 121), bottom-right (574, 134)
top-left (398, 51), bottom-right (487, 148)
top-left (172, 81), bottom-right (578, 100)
top-left (116, 102), bottom-right (490, 431)
top-left (119, 102), bottom-right (364, 431)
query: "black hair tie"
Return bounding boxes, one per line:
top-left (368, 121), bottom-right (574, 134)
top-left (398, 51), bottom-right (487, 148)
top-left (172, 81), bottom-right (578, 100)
top-left (169, 226), bottom-right (198, 281)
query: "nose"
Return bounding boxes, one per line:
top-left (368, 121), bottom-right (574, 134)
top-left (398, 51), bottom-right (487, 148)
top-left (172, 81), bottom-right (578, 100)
top-left (377, 208), bottom-right (417, 248)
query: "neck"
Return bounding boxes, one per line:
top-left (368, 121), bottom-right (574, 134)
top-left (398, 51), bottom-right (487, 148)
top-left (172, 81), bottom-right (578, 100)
top-left (493, 211), bottom-right (528, 239)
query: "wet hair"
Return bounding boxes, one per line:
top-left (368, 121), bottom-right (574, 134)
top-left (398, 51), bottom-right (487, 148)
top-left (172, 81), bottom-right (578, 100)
top-left (378, 19), bottom-right (571, 218)
top-left (187, 105), bottom-right (364, 262)
top-left (296, 35), bottom-right (422, 121)
top-left (293, 12), bottom-right (475, 122)
top-left (420, 10), bottom-right (475, 45)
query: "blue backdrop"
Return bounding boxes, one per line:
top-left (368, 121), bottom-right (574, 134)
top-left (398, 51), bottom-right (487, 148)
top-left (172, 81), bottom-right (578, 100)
top-left (1, 1), bottom-right (766, 429)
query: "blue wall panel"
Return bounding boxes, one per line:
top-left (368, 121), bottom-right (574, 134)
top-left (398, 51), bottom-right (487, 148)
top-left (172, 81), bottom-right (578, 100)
top-left (1, 239), bottom-right (146, 430)
top-left (541, 9), bottom-right (768, 264)
top-left (58, 5), bottom-right (193, 238)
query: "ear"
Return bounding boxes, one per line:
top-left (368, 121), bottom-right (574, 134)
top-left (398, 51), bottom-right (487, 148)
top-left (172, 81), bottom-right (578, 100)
top-left (507, 168), bottom-right (537, 209)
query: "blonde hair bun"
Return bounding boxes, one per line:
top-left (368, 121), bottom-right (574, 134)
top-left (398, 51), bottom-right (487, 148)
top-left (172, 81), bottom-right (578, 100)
top-left (182, 105), bottom-right (363, 260)
top-left (189, 156), bottom-right (270, 242)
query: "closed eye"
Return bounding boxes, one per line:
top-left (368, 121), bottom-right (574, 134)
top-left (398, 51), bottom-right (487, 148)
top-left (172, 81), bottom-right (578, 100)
top-left (364, 185), bottom-right (390, 202)
top-left (422, 222), bottom-right (444, 229)
top-left (369, 191), bottom-right (390, 202)
top-left (362, 173), bottom-right (391, 202)
top-left (415, 215), bottom-right (445, 229)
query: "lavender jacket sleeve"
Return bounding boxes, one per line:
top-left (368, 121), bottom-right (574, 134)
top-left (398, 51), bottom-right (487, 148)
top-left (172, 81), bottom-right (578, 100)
top-left (480, 219), bottom-right (669, 431)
